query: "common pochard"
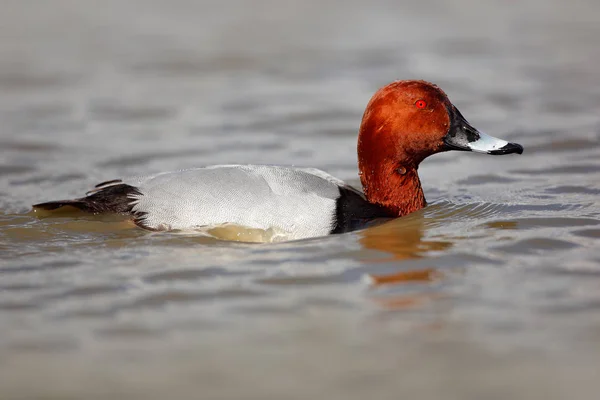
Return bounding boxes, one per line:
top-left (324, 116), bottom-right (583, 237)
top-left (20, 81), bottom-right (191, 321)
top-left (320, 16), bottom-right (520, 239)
top-left (34, 80), bottom-right (523, 240)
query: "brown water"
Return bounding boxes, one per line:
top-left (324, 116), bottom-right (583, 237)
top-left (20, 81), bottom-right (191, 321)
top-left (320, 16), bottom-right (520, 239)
top-left (1, 0), bottom-right (600, 398)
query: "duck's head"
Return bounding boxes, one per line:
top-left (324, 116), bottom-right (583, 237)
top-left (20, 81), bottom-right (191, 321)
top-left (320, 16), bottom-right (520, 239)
top-left (357, 80), bottom-right (523, 213)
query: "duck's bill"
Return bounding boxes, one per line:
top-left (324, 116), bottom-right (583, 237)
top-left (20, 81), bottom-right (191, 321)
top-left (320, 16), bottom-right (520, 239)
top-left (443, 107), bottom-right (523, 155)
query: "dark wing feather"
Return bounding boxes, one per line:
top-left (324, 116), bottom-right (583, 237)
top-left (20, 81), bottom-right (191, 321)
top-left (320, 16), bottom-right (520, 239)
top-left (33, 183), bottom-right (141, 214)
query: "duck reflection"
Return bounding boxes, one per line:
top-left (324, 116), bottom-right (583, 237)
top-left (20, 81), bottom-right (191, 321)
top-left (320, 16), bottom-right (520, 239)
top-left (359, 213), bottom-right (452, 262)
top-left (358, 212), bottom-right (453, 309)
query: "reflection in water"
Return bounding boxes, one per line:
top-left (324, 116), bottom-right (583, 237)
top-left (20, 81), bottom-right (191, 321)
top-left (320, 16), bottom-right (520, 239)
top-left (359, 213), bottom-right (453, 262)
top-left (359, 213), bottom-right (451, 284)
top-left (357, 212), bottom-right (453, 310)
top-left (368, 268), bottom-right (439, 285)
top-left (371, 292), bottom-right (445, 311)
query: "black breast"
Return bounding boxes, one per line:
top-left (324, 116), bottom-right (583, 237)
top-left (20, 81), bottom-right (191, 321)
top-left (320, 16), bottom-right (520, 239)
top-left (330, 186), bottom-right (395, 234)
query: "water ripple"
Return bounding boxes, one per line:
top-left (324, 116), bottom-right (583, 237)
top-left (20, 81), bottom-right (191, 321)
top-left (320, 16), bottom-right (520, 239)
top-left (484, 217), bottom-right (599, 230)
top-left (494, 238), bottom-right (579, 254)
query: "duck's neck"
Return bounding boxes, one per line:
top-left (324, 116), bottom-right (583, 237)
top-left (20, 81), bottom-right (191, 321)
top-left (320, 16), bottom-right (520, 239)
top-left (359, 161), bottom-right (426, 217)
top-left (356, 85), bottom-right (433, 217)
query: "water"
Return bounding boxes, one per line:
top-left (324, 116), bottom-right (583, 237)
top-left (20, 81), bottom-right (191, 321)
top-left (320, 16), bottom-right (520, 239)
top-left (1, 0), bottom-right (600, 398)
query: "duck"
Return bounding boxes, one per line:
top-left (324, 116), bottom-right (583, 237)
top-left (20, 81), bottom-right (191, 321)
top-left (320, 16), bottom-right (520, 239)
top-left (33, 80), bottom-right (523, 240)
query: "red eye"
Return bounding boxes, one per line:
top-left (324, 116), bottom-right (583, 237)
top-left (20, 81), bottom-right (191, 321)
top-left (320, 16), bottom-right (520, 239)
top-left (415, 100), bottom-right (427, 109)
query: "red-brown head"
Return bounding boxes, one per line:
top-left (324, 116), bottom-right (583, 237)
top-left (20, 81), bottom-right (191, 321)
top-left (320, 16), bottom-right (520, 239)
top-left (357, 80), bottom-right (523, 216)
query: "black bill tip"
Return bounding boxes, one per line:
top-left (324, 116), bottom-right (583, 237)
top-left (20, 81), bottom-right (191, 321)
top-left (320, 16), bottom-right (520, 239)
top-left (488, 142), bottom-right (524, 155)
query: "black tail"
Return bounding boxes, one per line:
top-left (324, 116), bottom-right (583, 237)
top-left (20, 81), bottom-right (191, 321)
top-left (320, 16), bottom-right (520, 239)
top-left (33, 199), bottom-right (95, 212)
top-left (33, 184), bottom-right (142, 214)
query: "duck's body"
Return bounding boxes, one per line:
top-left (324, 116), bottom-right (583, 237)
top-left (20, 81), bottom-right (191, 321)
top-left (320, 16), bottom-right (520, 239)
top-left (130, 165), bottom-right (351, 237)
top-left (39, 165), bottom-right (389, 239)
top-left (34, 80), bottom-right (523, 240)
